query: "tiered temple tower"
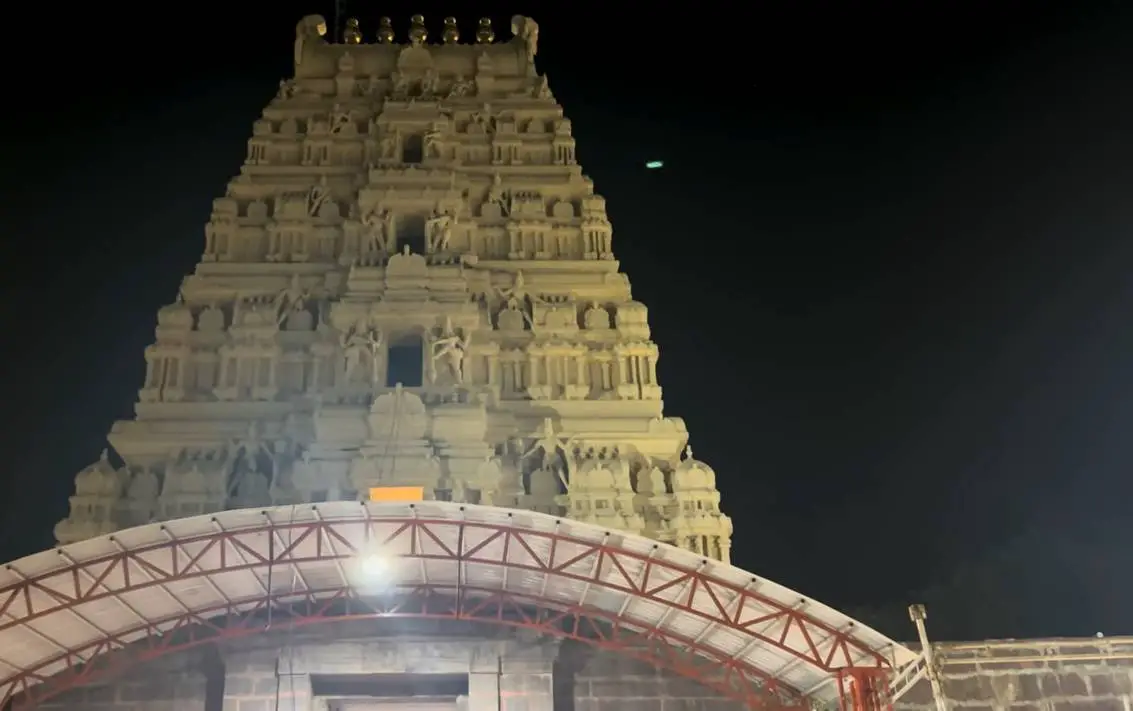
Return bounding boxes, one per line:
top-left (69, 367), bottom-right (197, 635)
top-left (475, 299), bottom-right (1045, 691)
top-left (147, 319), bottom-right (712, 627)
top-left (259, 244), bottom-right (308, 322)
top-left (56, 14), bottom-right (733, 562)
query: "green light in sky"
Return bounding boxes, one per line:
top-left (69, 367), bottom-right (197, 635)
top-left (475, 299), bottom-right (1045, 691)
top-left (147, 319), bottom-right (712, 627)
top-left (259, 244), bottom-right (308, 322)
top-left (645, 160), bottom-right (664, 169)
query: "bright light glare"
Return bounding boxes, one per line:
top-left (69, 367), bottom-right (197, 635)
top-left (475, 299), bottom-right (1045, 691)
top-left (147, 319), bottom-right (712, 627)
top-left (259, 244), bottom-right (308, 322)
top-left (351, 552), bottom-right (396, 594)
top-left (359, 553), bottom-right (390, 581)
top-left (645, 160), bottom-right (664, 169)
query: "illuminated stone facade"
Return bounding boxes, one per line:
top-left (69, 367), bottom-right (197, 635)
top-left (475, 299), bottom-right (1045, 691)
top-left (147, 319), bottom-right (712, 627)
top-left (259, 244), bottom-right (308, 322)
top-left (55, 15), bottom-right (732, 564)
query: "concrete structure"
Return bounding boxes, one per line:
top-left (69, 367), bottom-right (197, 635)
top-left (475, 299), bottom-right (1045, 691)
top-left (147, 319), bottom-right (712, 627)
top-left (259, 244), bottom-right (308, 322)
top-left (0, 12), bottom-right (1119, 711)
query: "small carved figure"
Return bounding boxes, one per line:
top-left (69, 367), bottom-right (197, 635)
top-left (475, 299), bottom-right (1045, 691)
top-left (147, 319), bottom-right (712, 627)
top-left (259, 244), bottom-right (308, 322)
top-left (329, 105), bottom-right (352, 134)
top-left (510, 16), bottom-right (540, 63)
top-left (339, 319), bottom-right (380, 384)
top-left (391, 73), bottom-right (411, 100)
top-left (361, 207), bottom-right (390, 254)
top-left (364, 327), bottom-right (385, 384)
top-left (308, 176), bottom-right (332, 217)
top-left (424, 127), bottom-right (444, 158)
top-left (429, 318), bottom-right (472, 384)
top-left (521, 418), bottom-right (576, 487)
top-left (420, 69), bottom-right (439, 99)
top-left (497, 270), bottom-right (537, 303)
top-left (486, 172), bottom-right (509, 215)
top-left (294, 15), bottom-right (328, 69)
top-left (277, 79), bottom-right (297, 100)
top-left (274, 274), bottom-right (309, 325)
top-left (426, 211), bottom-right (454, 253)
top-left (533, 75), bottom-right (552, 99)
top-left (470, 104), bottom-right (495, 134)
top-left (379, 128), bottom-right (400, 160)
top-left (447, 75), bottom-right (475, 98)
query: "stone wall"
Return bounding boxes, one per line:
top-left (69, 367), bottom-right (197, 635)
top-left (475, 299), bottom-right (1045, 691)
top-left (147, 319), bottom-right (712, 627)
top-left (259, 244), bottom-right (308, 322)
top-left (23, 633), bottom-right (1133, 711)
top-left (896, 638), bottom-right (1133, 711)
top-left (33, 649), bottom-right (211, 711)
top-left (562, 645), bottom-right (744, 711)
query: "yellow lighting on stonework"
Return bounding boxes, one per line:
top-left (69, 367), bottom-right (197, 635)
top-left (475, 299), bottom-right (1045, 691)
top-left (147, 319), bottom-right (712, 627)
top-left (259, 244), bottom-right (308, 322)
top-left (368, 486), bottom-right (425, 502)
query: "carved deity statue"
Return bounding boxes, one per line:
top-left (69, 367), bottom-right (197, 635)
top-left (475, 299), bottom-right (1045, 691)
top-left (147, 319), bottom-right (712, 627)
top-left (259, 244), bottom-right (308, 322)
top-left (308, 176), bottom-right (331, 217)
top-left (425, 211), bottom-right (454, 253)
top-left (361, 207), bottom-right (391, 254)
top-left (497, 270), bottom-right (539, 304)
top-left (294, 15), bottom-right (328, 69)
top-left (277, 79), bottom-right (297, 100)
top-left (471, 105), bottom-right (495, 135)
top-left (329, 105), bottom-right (352, 134)
top-left (340, 318), bottom-right (383, 384)
top-left (521, 418), bottom-right (576, 488)
top-left (274, 274), bottom-right (309, 325)
top-left (429, 317), bottom-right (472, 384)
top-left (510, 16), bottom-right (540, 63)
top-left (227, 423), bottom-right (277, 499)
top-left (379, 128), bottom-right (400, 160)
top-left (424, 127), bottom-right (444, 158)
top-left (447, 75), bottom-right (474, 98)
top-left (486, 172), bottom-right (510, 216)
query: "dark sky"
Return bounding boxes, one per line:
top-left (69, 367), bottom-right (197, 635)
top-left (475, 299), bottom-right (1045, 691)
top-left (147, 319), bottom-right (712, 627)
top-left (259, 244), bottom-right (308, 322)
top-left (2, 1), bottom-right (1133, 642)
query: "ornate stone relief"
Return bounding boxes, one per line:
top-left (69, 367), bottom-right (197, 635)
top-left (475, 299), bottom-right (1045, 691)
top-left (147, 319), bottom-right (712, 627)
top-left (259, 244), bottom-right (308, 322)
top-left (56, 19), bottom-right (732, 562)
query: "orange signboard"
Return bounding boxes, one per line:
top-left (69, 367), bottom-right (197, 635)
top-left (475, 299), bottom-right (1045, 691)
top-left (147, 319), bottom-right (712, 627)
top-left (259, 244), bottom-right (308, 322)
top-left (368, 486), bottom-right (425, 502)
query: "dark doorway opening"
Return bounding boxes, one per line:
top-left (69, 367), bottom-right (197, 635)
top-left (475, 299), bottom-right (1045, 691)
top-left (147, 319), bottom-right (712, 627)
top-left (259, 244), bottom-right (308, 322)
top-left (386, 337), bottom-right (424, 387)
top-left (398, 214), bottom-right (427, 255)
top-left (402, 134), bottom-right (424, 163)
top-left (311, 672), bottom-right (468, 699)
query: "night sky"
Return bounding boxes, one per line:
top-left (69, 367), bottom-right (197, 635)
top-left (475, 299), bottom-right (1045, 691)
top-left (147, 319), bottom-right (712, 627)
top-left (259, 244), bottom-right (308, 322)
top-left (3, 2), bottom-right (1133, 642)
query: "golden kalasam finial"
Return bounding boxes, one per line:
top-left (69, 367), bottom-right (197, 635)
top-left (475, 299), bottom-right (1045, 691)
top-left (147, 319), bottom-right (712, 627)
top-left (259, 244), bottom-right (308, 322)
top-left (475, 17), bottom-right (495, 44)
top-left (377, 16), bottom-right (395, 44)
top-left (343, 18), bottom-right (363, 44)
top-left (442, 17), bottom-right (460, 44)
top-left (408, 15), bottom-right (428, 45)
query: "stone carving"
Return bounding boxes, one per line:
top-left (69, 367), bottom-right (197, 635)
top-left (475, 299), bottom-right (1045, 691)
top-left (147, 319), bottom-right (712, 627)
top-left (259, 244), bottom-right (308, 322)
top-left (294, 15), bottom-right (327, 69)
top-left (447, 75), bottom-right (475, 98)
top-left (429, 317), bottom-right (472, 384)
top-left (227, 423), bottom-right (276, 504)
top-left (426, 211), bottom-right (454, 253)
top-left (340, 318), bottom-right (383, 385)
top-left (583, 302), bottom-right (612, 329)
top-left (424, 126), bottom-right (444, 158)
top-left (274, 274), bottom-right (309, 325)
top-left (533, 75), bottom-right (552, 100)
top-left (510, 16), bottom-right (540, 63)
top-left (361, 207), bottom-right (391, 255)
top-left (485, 172), bottom-right (510, 216)
top-left (379, 128), bottom-right (400, 160)
top-left (470, 105), bottom-right (496, 135)
top-left (277, 79), bottom-right (297, 100)
top-left (308, 176), bottom-right (332, 217)
top-left (521, 418), bottom-right (577, 488)
top-left (329, 105), bottom-right (352, 134)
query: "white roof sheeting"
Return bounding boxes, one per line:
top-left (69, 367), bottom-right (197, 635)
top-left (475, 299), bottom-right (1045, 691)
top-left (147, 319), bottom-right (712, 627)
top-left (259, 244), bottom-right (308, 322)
top-left (0, 502), bottom-right (914, 707)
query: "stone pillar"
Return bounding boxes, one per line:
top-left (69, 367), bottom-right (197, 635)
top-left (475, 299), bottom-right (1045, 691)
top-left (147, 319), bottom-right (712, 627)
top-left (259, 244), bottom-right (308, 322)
top-left (497, 642), bottom-right (557, 711)
top-left (223, 651), bottom-right (312, 711)
top-left (469, 671), bottom-right (501, 711)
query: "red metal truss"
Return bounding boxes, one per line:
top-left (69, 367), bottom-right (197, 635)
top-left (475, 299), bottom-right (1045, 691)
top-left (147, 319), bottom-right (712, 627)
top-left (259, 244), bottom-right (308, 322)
top-left (12, 586), bottom-right (811, 710)
top-left (0, 512), bottom-right (899, 710)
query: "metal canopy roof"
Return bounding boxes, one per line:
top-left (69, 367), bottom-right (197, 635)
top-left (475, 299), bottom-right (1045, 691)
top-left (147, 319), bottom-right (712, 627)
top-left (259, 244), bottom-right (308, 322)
top-left (0, 502), bottom-right (914, 708)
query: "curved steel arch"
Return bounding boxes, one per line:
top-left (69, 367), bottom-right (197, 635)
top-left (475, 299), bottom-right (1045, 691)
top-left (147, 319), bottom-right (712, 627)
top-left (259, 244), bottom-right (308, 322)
top-left (0, 503), bottom-right (912, 709)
